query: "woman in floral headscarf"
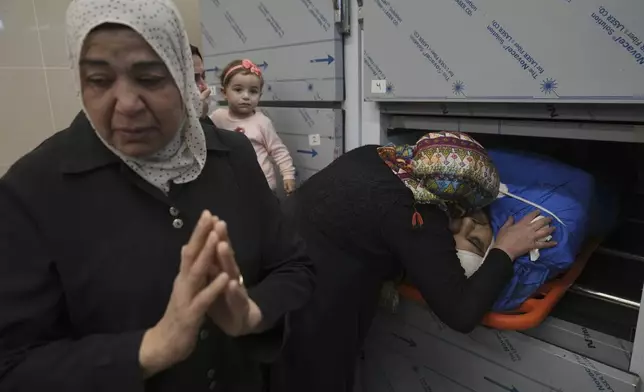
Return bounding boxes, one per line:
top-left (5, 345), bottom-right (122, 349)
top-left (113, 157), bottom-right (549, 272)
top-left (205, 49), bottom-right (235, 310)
top-left (270, 131), bottom-right (556, 392)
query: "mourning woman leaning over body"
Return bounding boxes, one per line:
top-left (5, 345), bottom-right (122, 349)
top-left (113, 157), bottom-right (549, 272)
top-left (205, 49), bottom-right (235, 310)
top-left (271, 132), bottom-right (555, 392)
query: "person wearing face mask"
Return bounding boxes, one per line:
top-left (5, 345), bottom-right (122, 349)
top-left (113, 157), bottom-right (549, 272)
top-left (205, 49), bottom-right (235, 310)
top-left (270, 131), bottom-right (557, 392)
top-left (0, 1), bottom-right (314, 391)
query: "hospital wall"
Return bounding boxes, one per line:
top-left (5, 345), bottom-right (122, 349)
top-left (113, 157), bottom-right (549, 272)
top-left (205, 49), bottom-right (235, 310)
top-left (0, 0), bottom-right (202, 176)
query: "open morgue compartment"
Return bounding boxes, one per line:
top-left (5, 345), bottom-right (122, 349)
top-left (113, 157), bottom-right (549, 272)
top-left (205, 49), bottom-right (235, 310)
top-left (358, 106), bottom-right (644, 392)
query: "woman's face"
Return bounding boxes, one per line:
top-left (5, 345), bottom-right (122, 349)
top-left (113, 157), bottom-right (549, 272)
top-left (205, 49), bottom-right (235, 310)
top-left (450, 210), bottom-right (494, 257)
top-left (80, 26), bottom-right (184, 158)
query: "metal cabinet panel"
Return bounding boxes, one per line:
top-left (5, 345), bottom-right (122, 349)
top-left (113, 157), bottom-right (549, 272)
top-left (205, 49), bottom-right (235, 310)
top-left (278, 133), bottom-right (340, 172)
top-left (201, 0), bottom-right (344, 101)
top-left (260, 107), bottom-right (342, 138)
top-left (523, 317), bottom-right (633, 372)
top-left (363, 0), bottom-right (644, 102)
top-left (363, 301), bottom-right (640, 392)
top-left (260, 107), bottom-right (343, 193)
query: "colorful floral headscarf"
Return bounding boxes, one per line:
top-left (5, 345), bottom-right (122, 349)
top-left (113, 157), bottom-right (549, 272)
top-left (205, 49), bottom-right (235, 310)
top-left (378, 131), bottom-right (500, 225)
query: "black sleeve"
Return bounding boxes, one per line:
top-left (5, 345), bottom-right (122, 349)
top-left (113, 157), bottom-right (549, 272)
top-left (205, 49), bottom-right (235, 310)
top-left (381, 200), bottom-right (513, 333)
top-left (233, 137), bottom-right (316, 362)
top-left (0, 183), bottom-right (146, 391)
top-left (200, 116), bottom-right (215, 127)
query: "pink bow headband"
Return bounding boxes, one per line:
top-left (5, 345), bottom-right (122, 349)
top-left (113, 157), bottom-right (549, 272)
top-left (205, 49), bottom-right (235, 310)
top-left (223, 59), bottom-right (263, 84)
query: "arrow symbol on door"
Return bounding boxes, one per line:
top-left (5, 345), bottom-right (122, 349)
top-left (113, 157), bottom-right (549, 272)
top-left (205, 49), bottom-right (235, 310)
top-left (310, 54), bottom-right (335, 65)
top-left (391, 332), bottom-right (417, 347)
top-left (483, 376), bottom-right (520, 392)
top-left (297, 149), bottom-right (318, 157)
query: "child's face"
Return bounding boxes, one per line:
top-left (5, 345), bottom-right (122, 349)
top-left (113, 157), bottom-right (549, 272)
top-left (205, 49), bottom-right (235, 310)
top-left (222, 72), bottom-right (262, 117)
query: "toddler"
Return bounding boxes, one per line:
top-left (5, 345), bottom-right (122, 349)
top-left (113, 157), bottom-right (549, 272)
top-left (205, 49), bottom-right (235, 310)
top-left (211, 59), bottom-right (296, 195)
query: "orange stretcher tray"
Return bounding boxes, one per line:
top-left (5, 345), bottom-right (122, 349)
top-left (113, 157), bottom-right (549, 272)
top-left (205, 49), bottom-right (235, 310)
top-left (397, 238), bottom-right (601, 331)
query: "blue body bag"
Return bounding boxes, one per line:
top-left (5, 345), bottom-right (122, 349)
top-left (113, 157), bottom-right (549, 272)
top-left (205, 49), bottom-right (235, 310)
top-left (487, 149), bottom-right (599, 311)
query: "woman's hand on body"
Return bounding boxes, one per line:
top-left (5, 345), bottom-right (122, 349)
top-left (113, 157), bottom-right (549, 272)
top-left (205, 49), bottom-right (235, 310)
top-left (493, 210), bottom-right (557, 261)
top-left (206, 220), bottom-right (265, 337)
top-left (139, 211), bottom-right (230, 378)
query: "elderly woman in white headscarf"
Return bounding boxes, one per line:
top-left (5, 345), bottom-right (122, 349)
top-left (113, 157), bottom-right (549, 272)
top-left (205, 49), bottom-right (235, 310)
top-left (0, 1), bottom-right (314, 391)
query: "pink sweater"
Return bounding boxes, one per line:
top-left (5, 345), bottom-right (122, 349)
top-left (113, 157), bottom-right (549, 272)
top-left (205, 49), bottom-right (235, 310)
top-left (211, 108), bottom-right (296, 190)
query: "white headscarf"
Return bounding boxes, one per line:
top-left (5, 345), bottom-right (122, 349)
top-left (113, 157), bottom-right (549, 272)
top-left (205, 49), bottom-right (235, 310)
top-left (65, 0), bottom-right (207, 192)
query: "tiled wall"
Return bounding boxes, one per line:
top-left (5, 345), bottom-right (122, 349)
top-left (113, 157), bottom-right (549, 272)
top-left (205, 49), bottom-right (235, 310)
top-left (0, 0), bottom-right (201, 176)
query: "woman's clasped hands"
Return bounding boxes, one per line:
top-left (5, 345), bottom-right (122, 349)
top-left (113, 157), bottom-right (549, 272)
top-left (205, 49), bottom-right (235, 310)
top-left (139, 211), bottom-right (263, 377)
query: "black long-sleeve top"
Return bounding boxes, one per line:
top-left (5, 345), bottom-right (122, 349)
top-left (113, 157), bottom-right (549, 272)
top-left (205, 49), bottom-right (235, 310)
top-left (0, 113), bottom-right (315, 392)
top-left (286, 145), bottom-right (513, 333)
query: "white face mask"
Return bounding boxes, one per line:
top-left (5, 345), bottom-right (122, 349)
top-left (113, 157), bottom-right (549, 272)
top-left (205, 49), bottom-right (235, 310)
top-left (457, 239), bottom-right (494, 278)
top-left (456, 250), bottom-right (485, 278)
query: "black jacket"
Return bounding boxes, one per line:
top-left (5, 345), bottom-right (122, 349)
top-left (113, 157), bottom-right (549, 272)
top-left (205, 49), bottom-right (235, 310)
top-left (284, 145), bottom-right (513, 333)
top-left (0, 112), bottom-right (315, 392)
top-left (271, 145), bottom-right (513, 392)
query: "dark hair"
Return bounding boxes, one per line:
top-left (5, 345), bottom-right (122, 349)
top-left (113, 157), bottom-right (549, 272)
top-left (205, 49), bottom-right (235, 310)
top-left (190, 45), bottom-right (202, 60)
top-left (219, 59), bottom-right (264, 88)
